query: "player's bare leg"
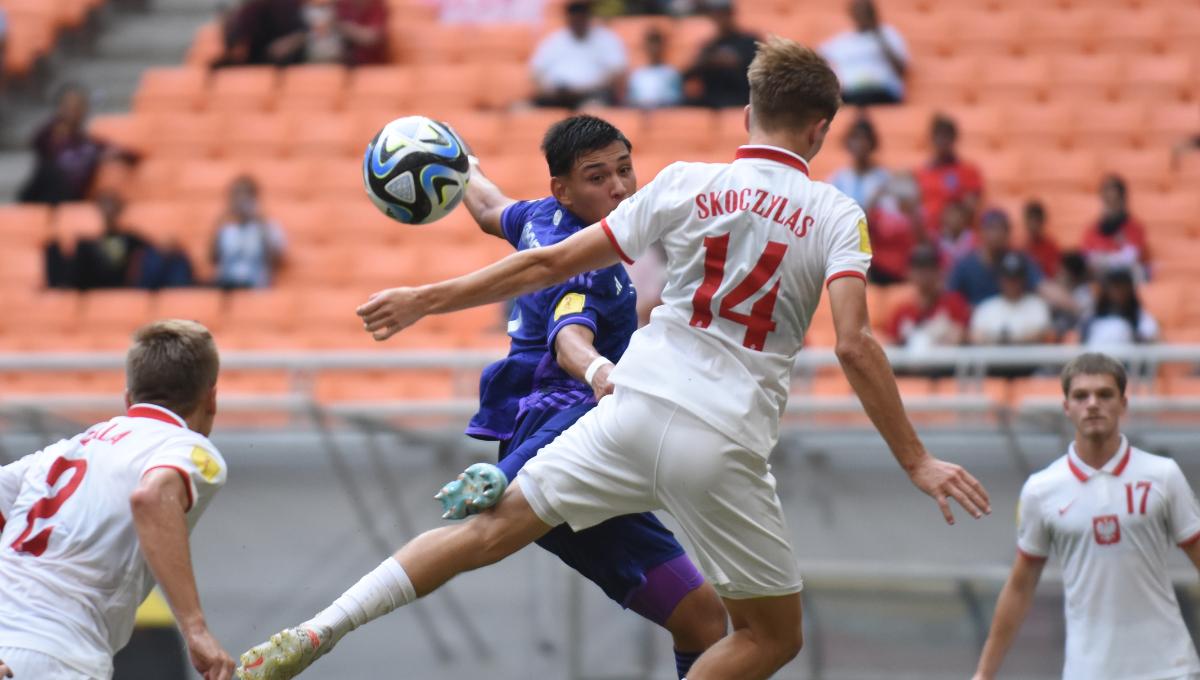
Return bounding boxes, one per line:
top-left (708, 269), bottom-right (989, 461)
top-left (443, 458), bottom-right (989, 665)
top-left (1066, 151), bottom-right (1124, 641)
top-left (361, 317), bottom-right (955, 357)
top-left (237, 484), bottom-right (552, 679)
top-left (662, 582), bottom-right (728, 676)
top-left (683, 594), bottom-right (803, 680)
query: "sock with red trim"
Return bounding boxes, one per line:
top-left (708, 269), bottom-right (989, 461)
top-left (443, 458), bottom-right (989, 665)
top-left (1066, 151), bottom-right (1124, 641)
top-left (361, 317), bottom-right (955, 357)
top-left (305, 557), bottom-right (415, 647)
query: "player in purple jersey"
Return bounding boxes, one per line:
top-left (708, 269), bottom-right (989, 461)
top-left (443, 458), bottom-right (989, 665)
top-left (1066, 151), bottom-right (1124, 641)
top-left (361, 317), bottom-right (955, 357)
top-left (238, 116), bottom-right (726, 680)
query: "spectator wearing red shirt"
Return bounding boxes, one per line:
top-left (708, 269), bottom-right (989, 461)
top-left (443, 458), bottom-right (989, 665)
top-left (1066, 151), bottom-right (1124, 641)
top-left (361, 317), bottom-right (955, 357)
top-left (916, 114), bottom-right (983, 229)
top-left (1022, 199), bottom-right (1060, 278)
top-left (887, 244), bottom-right (971, 350)
top-left (865, 171), bottom-right (924, 285)
top-left (336, 0), bottom-right (387, 65)
top-left (1081, 174), bottom-right (1151, 279)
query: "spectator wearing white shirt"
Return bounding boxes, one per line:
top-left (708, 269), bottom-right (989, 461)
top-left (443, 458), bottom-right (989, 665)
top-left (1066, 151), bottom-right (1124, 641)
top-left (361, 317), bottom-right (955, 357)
top-left (1083, 268), bottom-right (1158, 347)
top-left (819, 0), bottom-right (909, 106)
top-left (211, 176), bottom-right (287, 289)
top-left (529, 0), bottom-right (627, 109)
top-left (625, 27), bottom-right (682, 109)
top-left (970, 252), bottom-right (1053, 346)
top-left (828, 116), bottom-right (889, 210)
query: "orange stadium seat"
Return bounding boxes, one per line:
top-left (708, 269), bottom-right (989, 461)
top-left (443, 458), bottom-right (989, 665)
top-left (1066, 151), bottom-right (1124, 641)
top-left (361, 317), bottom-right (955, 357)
top-left (0, 247), bottom-right (42, 287)
top-left (1025, 8), bottom-right (1100, 54)
top-left (643, 108), bottom-right (718, 154)
top-left (277, 244), bottom-right (361, 288)
top-left (1041, 191), bottom-right (1096, 246)
top-left (0, 291), bottom-right (80, 340)
top-left (3, 17), bottom-right (55, 77)
top-left (1001, 102), bottom-right (1076, 150)
top-left (1122, 55), bottom-right (1195, 102)
top-left (121, 200), bottom-right (194, 248)
top-left (665, 16), bottom-right (717, 67)
top-left (869, 105), bottom-right (932, 153)
top-left (277, 65), bottom-right (349, 113)
top-left (889, 9), bottom-right (952, 58)
top-left (0, 204), bottom-right (52, 247)
top-left (976, 55), bottom-right (1051, 105)
top-left (1096, 7), bottom-right (1168, 53)
top-left (133, 67), bottom-right (208, 113)
top-left (1100, 148), bottom-right (1172, 192)
top-left (1132, 190), bottom-right (1199, 238)
top-left (389, 23), bottom-right (466, 64)
top-left (285, 111), bottom-right (359, 158)
top-left (978, 149), bottom-right (1027, 195)
top-left (88, 114), bottom-right (152, 155)
top-left (412, 62), bottom-right (489, 112)
top-left (80, 290), bottom-right (155, 336)
top-left (607, 16), bottom-right (672, 63)
top-left (1049, 54), bottom-right (1121, 103)
top-left (1069, 101), bottom-right (1147, 149)
top-left (145, 112), bottom-right (222, 158)
top-left (477, 61), bottom-right (533, 110)
top-left (185, 21), bottom-right (222, 67)
top-left (220, 112), bottom-right (292, 159)
top-left (906, 54), bottom-right (981, 106)
top-left (505, 109), bottom-right (572, 153)
top-left (1146, 103), bottom-right (1199, 147)
top-left (441, 111), bottom-right (505, 156)
top-left (345, 65), bottom-right (416, 112)
top-left (225, 288), bottom-right (301, 334)
top-left (460, 24), bottom-right (537, 64)
top-left (948, 8), bottom-right (1025, 56)
top-left (311, 156), bottom-right (366, 199)
top-left (174, 159), bottom-right (246, 200)
top-left (244, 157), bottom-right (320, 201)
top-left (52, 202), bottom-right (104, 245)
top-left (207, 67), bottom-right (279, 113)
top-left (950, 106), bottom-right (1004, 150)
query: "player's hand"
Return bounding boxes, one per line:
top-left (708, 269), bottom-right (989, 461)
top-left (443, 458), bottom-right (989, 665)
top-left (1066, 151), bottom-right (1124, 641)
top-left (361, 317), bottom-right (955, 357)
top-left (0, 658), bottom-right (12, 678)
top-left (907, 455), bottom-right (990, 525)
top-left (185, 628), bottom-right (235, 680)
top-left (357, 287), bottom-right (426, 341)
top-left (589, 362), bottom-right (614, 401)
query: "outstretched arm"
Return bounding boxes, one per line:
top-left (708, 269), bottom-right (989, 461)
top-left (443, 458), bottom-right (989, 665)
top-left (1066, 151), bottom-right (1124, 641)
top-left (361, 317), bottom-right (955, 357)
top-left (358, 224), bottom-right (620, 341)
top-left (463, 156), bottom-right (516, 239)
top-left (973, 553), bottom-right (1046, 680)
top-left (555, 324), bottom-right (614, 401)
top-left (827, 275), bottom-right (990, 523)
top-left (131, 469), bottom-right (233, 680)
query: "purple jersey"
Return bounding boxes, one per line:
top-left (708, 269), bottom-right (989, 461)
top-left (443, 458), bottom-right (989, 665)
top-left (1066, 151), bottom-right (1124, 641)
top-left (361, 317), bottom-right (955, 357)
top-left (466, 197), bottom-right (638, 441)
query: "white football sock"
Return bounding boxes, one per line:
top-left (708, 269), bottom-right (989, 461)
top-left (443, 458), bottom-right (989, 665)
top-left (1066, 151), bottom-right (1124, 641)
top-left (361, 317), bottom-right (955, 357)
top-left (305, 557), bottom-right (416, 646)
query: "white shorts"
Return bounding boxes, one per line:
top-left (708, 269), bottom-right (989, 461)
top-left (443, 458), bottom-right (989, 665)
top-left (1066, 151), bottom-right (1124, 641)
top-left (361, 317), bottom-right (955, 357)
top-left (0, 646), bottom-right (101, 680)
top-left (517, 387), bottom-right (803, 599)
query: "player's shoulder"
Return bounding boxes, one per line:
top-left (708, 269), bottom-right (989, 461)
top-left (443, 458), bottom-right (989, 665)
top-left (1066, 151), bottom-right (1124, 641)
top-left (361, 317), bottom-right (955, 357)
top-left (1023, 455), bottom-right (1073, 496)
top-left (1129, 446), bottom-right (1184, 479)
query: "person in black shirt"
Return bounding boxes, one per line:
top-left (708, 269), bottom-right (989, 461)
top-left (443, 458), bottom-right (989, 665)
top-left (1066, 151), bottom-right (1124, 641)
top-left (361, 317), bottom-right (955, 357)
top-left (683, 0), bottom-right (759, 108)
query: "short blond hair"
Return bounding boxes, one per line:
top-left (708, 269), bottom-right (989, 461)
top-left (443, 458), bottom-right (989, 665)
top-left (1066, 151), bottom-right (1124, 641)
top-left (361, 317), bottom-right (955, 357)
top-left (747, 36), bottom-right (842, 132)
top-left (126, 319), bottom-right (219, 417)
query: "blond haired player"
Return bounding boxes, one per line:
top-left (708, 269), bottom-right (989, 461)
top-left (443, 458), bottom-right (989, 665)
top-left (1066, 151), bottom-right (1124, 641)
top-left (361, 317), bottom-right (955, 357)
top-left (0, 320), bottom-right (234, 680)
top-left (238, 37), bottom-right (989, 680)
top-left (974, 352), bottom-right (1200, 680)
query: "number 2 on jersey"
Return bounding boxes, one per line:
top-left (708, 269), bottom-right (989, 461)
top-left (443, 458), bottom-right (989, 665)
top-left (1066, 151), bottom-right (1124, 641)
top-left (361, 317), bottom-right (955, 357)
top-left (690, 233), bottom-right (789, 351)
top-left (10, 457), bottom-right (88, 556)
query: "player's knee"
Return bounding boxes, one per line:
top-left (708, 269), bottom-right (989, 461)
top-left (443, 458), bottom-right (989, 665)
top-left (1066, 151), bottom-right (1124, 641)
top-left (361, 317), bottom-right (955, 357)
top-left (676, 589), bottom-right (728, 649)
top-left (763, 622), bottom-right (803, 665)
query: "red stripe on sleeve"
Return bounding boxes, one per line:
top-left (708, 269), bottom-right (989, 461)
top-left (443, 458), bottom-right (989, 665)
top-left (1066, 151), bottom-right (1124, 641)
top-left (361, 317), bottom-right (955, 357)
top-left (1178, 530), bottom-right (1200, 548)
top-left (825, 270), bottom-right (867, 287)
top-left (0, 511), bottom-right (5, 532)
top-left (1016, 547), bottom-right (1047, 562)
top-left (143, 465), bottom-right (195, 512)
top-left (600, 218), bottom-right (634, 265)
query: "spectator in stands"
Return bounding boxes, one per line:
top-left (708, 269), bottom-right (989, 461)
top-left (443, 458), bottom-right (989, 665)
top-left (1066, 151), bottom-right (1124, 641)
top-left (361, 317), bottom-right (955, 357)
top-left (211, 176), bottom-right (287, 289)
top-left (71, 190), bottom-right (153, 290)
top-left (887, 245), bottom-right (970, 350)
top-left (865, 171), bottom-right (923, 285)
top-left (1082, 268), bottom-right (1158, 347)
top-left (682, 0), bottom-right (758, 108)
top-left (214, 0), bottom-right (305, 67)
top-left (948, 208), bottom-right (1041, 307)
top-left (1052, 251), bottom-right (1094, 339)
top-left (916, 113), bottom-right (983, 229)
top-left (529, 1), bottom-right (627, 109)
top-left (819, 0), bottom-right (908, 106)
top-left (335, 0), bottom-right (387, 65)
top-left (18, 84), bottom-right (136, 205)
top-left (1081, 174), bottom-right (1151, 280)
top-left (829, 116), bottom-right (889, 210)
top-left (264, 0), bottom-right (387, 65)
top-left (1022, 199), bottom-right (1059, 279)
top-left (936, 200), bottom-right (975, 267)
top-left (625, 27), bottom-right (683, 108)
top-left (969, 252), bottom-right (1053, 346)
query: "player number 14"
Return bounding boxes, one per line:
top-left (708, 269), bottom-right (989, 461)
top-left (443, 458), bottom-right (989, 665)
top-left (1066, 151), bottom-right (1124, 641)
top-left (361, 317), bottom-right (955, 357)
top-left (690, 233), bottom-right (789, 351)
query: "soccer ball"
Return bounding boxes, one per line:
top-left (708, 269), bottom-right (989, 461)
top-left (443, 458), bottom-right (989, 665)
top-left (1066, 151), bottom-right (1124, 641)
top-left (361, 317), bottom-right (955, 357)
top-left (362, 116), bottom-right (470, 225)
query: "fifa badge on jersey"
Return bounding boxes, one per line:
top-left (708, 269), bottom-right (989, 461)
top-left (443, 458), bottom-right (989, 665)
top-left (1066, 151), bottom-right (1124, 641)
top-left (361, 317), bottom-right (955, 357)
top-left (554, 293), bottom-right (586, 321)
top-left (856, 218), bottom-right (873, 255)
top-left (191, 446), bottom-right (221, 483)
top-left (1093, 515), bottom-right (1121, 545)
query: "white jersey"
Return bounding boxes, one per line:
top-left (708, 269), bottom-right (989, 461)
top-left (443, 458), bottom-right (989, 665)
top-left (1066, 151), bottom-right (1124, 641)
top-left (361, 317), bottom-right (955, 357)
top-left (0, 404), bottom-right (226, 679)
top-left (1017, 437), bottom-right (1200, 680)
top-left (601, 145), bottom-right (872, 455)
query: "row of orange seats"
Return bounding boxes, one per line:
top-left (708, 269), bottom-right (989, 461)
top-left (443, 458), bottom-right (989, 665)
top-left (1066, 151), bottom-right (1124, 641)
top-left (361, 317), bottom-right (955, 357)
top-left (1, 0), bottom-right (104, 75)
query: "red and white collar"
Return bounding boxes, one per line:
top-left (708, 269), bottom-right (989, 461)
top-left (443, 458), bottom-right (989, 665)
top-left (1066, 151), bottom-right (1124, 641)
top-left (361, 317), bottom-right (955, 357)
top-left (1067, 436), bottom-right (1132, 482)
top-left (734, 145), bottom-right (810, 176)
top-left (126, 403), bottom-right (187, 429)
